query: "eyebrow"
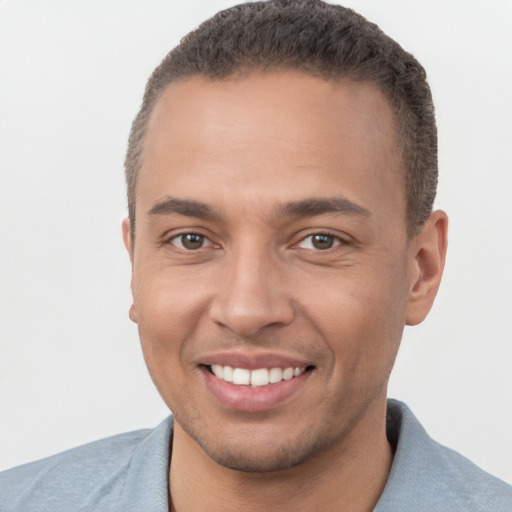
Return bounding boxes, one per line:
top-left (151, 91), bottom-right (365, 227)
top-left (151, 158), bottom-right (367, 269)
top-left (277, 197), bottom-right (371, 219)
top-left (147, 196), bottom-right (217, 220)
top-left (146, 195), bottom-right (370, 221)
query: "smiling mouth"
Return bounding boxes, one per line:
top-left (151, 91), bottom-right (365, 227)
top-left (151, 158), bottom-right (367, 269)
top-left (205, 365), bottom-right (315, 387)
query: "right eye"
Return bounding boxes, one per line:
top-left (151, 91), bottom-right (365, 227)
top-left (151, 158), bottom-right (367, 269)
top-left (169, 233), bottom-right (213, 251)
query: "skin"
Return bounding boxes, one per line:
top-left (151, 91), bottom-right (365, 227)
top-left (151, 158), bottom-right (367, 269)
top-left (123, 71), bottom-right (448, 512)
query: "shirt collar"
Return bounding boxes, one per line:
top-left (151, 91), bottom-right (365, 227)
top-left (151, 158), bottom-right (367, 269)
top-left (117, 400), bottom-right (491, 511)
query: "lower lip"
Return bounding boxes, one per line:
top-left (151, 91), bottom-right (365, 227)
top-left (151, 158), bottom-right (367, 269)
top-left (201, 367), bottom-right (312, 412)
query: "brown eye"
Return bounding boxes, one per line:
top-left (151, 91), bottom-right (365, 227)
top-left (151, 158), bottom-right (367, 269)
top-left (311, 234), bottom-right (335, 250)
top-left (297, 233), bottom-right (342, 251)
top-left (176, 233), bottom-right (205, 250)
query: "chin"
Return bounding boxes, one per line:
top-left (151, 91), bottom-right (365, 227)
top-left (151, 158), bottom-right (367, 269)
top-left (190, 424), bottom-right (340, 474)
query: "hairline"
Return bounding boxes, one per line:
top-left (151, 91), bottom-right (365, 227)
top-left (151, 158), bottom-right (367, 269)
top-left (128, 66), bottom-right (414, 241)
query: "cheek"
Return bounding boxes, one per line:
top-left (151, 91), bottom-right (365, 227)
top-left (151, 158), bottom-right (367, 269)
top-left (301, 264), bottom-right (407, 374)
top-left (133, 263), bottom-right (210, 340)
top-left (131, 268), bottom-right (209, 393)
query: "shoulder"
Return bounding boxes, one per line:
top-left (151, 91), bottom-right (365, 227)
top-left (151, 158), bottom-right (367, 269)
top-left (375, 400), bottom-right (512, 512)
top-left (0, 417), bottom-right (173, 512)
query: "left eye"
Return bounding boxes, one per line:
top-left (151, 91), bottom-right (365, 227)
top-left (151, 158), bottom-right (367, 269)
top-left (170, 233), bottom-right (211, 250)
top-left (297, 233), bottom-right (342, 250)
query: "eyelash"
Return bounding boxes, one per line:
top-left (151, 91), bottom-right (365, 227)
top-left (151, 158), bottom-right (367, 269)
top-left (167, 232), bottom-right (214, 251)
top-left (165, 230), bottom-right (349, 252)
top-left (295, 231), bottom-right (349, 251)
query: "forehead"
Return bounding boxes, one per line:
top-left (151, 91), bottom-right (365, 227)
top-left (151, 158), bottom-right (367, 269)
top-left (137, 71), bottom-right (404, 225)
top-left (146, 71), bottom-right (398, 158)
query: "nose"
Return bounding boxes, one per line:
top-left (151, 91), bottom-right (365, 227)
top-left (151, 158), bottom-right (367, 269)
top-left (209, 247), bottom-right (295, 337)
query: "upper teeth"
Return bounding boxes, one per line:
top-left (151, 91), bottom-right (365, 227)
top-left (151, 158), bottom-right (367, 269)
top-left (211, 365), bottom-right (305, 386)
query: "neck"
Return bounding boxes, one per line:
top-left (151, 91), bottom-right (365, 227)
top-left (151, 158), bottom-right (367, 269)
top-left (169, 397), bottom-right (393, 512)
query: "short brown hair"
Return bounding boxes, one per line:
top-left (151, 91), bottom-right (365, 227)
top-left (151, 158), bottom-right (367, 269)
top-left (125, 0), bottom-right (437, 237)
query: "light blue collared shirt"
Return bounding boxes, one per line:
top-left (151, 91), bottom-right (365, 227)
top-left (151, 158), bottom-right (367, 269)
top-left (1, 400), bottom-right (511, 511)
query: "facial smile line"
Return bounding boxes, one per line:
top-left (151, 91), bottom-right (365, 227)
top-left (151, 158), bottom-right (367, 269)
top-left (208, 365), bottom-right (307, 387)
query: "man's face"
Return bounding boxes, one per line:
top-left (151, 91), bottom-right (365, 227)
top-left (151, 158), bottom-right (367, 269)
top-left (127, 71), bottom-right (415, 471)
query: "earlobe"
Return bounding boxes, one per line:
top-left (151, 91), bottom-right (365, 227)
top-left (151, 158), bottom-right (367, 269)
top-left (406, 210), bottom-right (448, 326)
top-left (129, 303), bottom-right (138, 324)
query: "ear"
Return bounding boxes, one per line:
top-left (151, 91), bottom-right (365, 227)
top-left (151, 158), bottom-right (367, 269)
top-left (122, 217), bottom-right (139, 324)
top-left (406, 210), bottom-right (448, 326)
top-left (122, 217), bottom-right (133, 264)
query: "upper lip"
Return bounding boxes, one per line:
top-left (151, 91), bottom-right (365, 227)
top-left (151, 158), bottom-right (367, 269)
top-left (198, 351), bottom-right (314, 370)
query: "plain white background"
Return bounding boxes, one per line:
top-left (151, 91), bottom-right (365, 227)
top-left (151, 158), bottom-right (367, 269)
top-left (0, 0), bottom-right (511, 485)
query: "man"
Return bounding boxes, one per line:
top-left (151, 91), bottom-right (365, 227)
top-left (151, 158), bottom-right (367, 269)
top-left (1, 1), bottom-right (511, 510)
